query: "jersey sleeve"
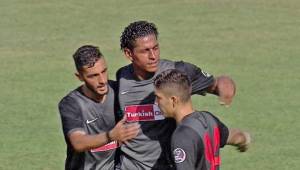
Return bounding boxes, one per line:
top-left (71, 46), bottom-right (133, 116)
top-left (175, 61), bottom-right (214, 95)
top-left (205, 112), bottom-right (229, 147)
top-left (58, 96), bottom-right (85, 137)
top-left (171, 126), bottom-right (203, 170)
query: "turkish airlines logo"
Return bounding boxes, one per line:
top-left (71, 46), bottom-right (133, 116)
top-left (90, 141), bottom-right (119, 152)
top-left (125, 104), bottom-right (165, 122)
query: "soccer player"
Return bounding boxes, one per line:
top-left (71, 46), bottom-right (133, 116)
top-left (58, 45), bottom-right (140, 170)
top-left (116, 20), bottom-right (236, 169)
top-left (154, 69), bottom-right (251, 170)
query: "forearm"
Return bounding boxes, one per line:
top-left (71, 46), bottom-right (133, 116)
top-left (69, 117), bottom-right (140, 152)
top-left (69, 131), bottom-right (111, 152)
top-left (206, 76), bottom-right (236, 105)
top-left (207, 76), bottom-right (235, 94)
top-left (227, 129), bottom-right (246, 145)
top-left (226, 128), bottom-right (251, 152)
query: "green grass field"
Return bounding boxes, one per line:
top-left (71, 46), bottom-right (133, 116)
top-left (1, 0), bottom-right (299, 169)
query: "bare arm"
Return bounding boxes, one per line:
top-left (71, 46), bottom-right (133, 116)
top-left (226, 128), bottom-right (251, 152)
top-left (69, 117), bottom-right (140, 152)
top-left (206, 75), bottom-right (236, 106)
top-left (173, 61), bottom-right (236, 106)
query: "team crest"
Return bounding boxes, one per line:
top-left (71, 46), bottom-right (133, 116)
top-left (173, 148), bottom-right (186, 163)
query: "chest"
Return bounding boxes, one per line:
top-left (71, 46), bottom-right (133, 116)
top-left (119, 79), bottom-right (156, 109)
top-left (79, 100), bottom-right (116, 134)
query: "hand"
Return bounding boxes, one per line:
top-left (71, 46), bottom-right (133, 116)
top-left (227, 129), bottom-right (251, 152)
top-left (237, 132), bottom-right (251, 152)
top-left (109, 116), bottom-right (140, 142)
top-left (216, 76), bottom-right (236, 106)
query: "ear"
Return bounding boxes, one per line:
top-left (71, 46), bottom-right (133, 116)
top-left (75, 72), bottom-right (83, 82)
top-left (171, 96), bottom-right (179, 108)
top-left (124, 48), bottom-right (134, 62)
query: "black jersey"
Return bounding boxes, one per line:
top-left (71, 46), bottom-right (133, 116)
top-left (58, 81), bottom-right (118, 170)
top-left (171, 111), bottom-right (229, 170)
top-left (116, 59), bottom-right (214, 170)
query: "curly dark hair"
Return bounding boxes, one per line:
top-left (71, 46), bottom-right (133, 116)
top-left (154, 69), bottom-right (191, 103)
top-left (120, 20), bottom-right (159, 50)
top-left (72, 45), bottom-right (103, 71)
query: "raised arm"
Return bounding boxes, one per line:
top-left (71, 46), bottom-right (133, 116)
top-left (206, 75), bottom-right (236, 106)
top-left (175, 61), bottom-right (236, 106)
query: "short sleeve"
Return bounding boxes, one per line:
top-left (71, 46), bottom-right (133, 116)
top-left (171, 126), bottom-right (203, 170)
top-left (58, 96), bottom-right (85, 136)
top-left (175, 61), bottom-right (214, 95)
top-left (206, 112), bottom-right (229, 147)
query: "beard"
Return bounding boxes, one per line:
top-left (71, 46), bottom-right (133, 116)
top-left (86, 83), bottom-right (108, 97)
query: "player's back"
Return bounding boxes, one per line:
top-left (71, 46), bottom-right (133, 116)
top-left (171, 111), bottom-right (227, 170)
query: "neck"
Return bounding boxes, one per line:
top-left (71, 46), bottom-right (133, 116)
top-left (81, 85), bottom-right (106, 103)
top-left (174, 100), bottom-right (195, 124)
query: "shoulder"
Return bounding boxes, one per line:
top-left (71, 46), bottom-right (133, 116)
top-left (173, 125), bottom-right (195, 136)
top-left (187, 111), bottom-right (221, 127)
top-left (201, 110), bottom-right (229, 131)
top-left (174, 60), bottom-right (202, 75)
top-left (108, 80), bottom-right (117, 91)
top-left (180, 112), bottom-right (219, 136)
top-left (199, 111), bottom-right (224, 125)
top-left (58, 89), bottom-right (80, 108)
top-left (174, 61), bottom-right (213, 80)
top-left (58, 88), bottom-right (86, 117)
top-left (116, 64), bottom-right (133, 80)
top-left (160, 59), bottom-right (176, 68)
top-left (154, 59), bottom-right (176, 75)
top-left (172, 124), bottom-right (200, 143)
top-left (160, 59), bottom-right (175, 65)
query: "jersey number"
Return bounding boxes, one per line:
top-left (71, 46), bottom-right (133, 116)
top-left (204, 127), bottom-right (220, 170)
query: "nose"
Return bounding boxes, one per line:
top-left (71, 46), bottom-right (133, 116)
top-left (149, 49), bottom-right (156, 60)
top-left (98, 74), bottom-right (105, 84)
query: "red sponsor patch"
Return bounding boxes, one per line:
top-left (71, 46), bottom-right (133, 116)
top-left (90, 141), bottom-right (119, 152)
top-left (125, 104), bottom-right (165, 122)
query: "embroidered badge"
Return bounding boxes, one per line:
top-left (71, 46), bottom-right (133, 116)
top-left (173, 148), bottom-right (186, 163)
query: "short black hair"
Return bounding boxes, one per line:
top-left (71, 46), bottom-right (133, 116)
top-left (120, 20), bottom-right (159, 50)
top-left (154, 69), bottom-right (191, 103)
top-left (72, 45), bottom-right (103, 71)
